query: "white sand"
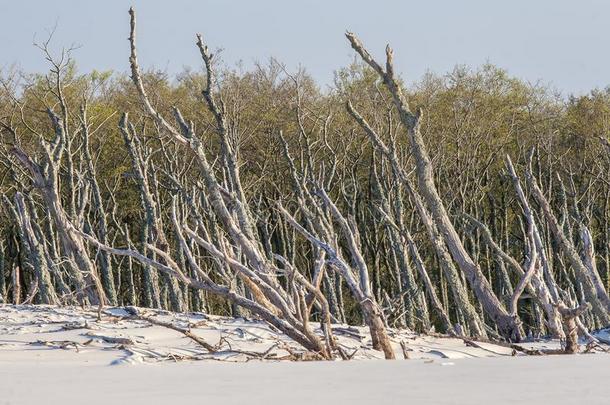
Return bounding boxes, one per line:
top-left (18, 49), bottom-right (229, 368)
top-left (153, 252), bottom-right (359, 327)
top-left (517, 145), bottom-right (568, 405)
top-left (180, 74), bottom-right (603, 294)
top-left (1, 305), bottom-right (609, 404)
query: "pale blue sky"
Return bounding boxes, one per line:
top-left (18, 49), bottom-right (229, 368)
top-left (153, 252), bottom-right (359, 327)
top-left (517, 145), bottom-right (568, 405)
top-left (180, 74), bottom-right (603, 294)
top-left (1, 0), bottom-right (608, 95)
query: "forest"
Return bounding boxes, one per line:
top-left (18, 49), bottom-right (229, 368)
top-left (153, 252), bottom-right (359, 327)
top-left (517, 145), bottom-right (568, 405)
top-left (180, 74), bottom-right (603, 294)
top-left (2, 7), bottom-right (610, 360)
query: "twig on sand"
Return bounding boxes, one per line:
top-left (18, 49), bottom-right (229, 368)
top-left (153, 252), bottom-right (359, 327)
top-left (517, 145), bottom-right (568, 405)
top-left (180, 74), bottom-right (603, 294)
top-left (276, 342), bottom-right (326, 361)
top-left (84, 332), bottom-right (135, 345)
top-left (509, 344), bottom-right (568, 356)
top-left (29, 339), bottom-right (93, 352)
top-left (123, 307), bottom-right (217, 352)
top-left (332, 326), bottom-right (363, 340)
top-left (60, 321), bottom-right (92, 331)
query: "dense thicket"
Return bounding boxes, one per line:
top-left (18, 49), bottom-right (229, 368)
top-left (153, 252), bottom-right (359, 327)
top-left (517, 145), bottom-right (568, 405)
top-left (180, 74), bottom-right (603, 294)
top-left (2, 9), bottom-right (610, 358)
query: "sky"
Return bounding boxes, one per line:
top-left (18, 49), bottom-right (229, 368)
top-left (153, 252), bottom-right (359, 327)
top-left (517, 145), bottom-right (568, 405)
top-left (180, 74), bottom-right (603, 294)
top-left (0, 0), bottom-right (609, 95)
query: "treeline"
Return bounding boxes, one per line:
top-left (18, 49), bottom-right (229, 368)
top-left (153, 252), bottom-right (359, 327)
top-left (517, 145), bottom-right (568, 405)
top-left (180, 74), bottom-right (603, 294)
top-left (1, 8), bottom-right (610, 358)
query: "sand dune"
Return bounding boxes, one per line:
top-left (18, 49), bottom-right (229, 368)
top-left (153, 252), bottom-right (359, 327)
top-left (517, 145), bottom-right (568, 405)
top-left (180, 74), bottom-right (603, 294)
top-left (2, 305), bottom-right (609, 404)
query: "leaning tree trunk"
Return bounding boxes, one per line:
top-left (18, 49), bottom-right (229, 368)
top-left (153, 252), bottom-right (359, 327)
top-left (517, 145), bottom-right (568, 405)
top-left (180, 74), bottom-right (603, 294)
top-left (346, 32), bottom-right (521, 341)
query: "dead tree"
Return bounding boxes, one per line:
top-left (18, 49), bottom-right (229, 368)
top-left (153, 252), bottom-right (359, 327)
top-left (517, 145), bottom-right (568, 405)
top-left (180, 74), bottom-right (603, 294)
top-left (120, 115), bottom-right (184, 311)
top-left (346, 100), bottom-right (486, 337)
top-left (86, 7), bottom-right (339, 359)
top-left (345, 32), bottom-right (521, 341)
top-left (11, 112), bottom-right (105, 306)
top-left (80, 105), bottom-right (118, 305)
top-left (278, 188), bottom-right (396, 359)
top-left (12, 192), bottom-right (58, 304)
top-left (370, 151), bottom-right (429, 330)
top-left (526, 154), bottom-right (610, 325)
top-left (276, 129), bottom-right (396, 358)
